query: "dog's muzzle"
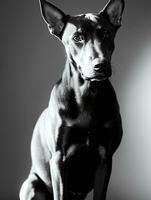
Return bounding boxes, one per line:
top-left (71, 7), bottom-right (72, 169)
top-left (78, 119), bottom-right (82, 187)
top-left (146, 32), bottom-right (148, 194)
top-left (85, 60), bottom-right (112, 82)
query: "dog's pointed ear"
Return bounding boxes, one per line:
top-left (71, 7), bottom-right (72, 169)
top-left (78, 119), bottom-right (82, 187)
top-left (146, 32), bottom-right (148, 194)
top-left (39, 0), bottom-right (69, 38)
top-left (100, 0), bottom-right (125, 29)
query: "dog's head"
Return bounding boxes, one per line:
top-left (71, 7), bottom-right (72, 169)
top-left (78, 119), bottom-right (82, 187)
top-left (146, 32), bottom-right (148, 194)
top-left (39, 0), bottom-right (124, 81)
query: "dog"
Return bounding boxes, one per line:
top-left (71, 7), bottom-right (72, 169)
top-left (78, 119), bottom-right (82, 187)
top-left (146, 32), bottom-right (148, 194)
top-left (19, 0), bottom-right (124, 199)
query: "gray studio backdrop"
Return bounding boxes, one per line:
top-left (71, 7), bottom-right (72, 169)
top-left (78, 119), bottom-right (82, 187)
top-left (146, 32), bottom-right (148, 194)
top-left (0, 0), bottom-right (151, 199)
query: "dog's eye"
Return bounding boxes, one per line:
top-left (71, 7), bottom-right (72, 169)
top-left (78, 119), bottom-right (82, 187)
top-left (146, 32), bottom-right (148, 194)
top-left (73, 34), bottom-right (85, 43)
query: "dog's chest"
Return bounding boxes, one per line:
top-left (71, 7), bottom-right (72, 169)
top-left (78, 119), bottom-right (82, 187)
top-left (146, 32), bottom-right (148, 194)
top-left (65, 110), bottom-right (92, 127)
top-left (56, 80), bottom-right (120, 151)
top-left (58, 80), bottom-right (119, 127)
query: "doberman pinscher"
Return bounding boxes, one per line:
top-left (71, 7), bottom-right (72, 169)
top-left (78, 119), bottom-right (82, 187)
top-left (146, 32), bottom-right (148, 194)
top-left (19, 0), bottom-right (124, 199)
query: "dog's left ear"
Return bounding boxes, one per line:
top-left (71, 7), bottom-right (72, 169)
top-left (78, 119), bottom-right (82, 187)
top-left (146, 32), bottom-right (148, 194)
top-left (39, 0), bottom-right (69, 38)
top-left (100, 0), bottom-right (125, 29)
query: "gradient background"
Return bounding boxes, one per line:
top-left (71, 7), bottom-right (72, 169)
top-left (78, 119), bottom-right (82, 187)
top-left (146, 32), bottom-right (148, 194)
top-left (0, 0), bottom-right (151, 199)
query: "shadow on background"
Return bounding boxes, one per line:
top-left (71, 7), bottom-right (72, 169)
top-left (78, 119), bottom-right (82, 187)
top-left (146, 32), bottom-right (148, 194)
top-left (0, 0), bottom-right (151, 199)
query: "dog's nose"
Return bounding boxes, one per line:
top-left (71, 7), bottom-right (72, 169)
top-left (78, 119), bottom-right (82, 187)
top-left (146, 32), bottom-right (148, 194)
top-left (94, 60), bottom-right (107, 73)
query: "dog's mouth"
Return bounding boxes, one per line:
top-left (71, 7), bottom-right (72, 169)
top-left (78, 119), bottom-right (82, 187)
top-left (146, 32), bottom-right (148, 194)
top-left (78, 63), bottom-right (112, 82)
top-left (85, 75), bottom-right (108, 82)
top-left (81, 70), bottom-right (112, 82)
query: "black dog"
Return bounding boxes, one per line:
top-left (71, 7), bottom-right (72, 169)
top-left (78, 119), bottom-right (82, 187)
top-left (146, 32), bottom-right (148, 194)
top-left (20, 0), bottom-right (124, 199)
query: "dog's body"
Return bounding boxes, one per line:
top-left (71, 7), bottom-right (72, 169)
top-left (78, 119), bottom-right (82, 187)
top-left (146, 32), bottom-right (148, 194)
top-left (20, 0), bottom-right (124, 199)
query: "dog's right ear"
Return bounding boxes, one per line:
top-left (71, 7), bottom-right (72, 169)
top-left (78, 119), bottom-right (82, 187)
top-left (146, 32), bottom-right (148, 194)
top-left (100, 0), bottom-right (125, 29)
top-left (39, 0), bottom-right (69, 38)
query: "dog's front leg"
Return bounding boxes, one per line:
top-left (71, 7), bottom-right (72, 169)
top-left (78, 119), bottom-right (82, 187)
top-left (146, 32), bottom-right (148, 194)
top-left (94, 158), bottom-right (112, 200)
top-left (50, 151), bottom-right (66, 200)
